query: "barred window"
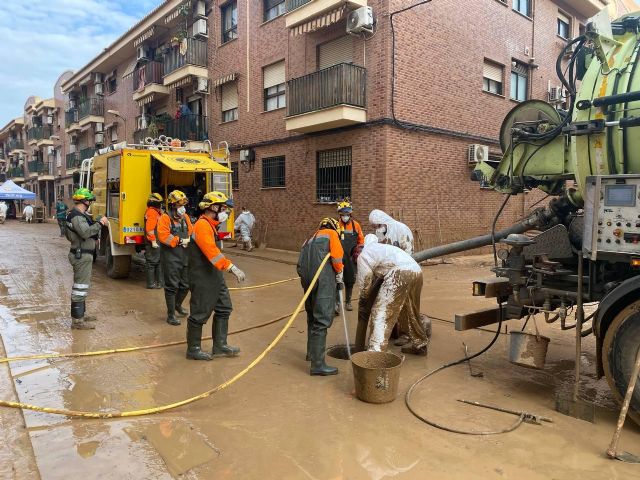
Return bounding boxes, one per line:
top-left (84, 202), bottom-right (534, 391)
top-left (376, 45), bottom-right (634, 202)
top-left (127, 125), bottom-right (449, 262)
top-left (262, 156), bottom-right (285, 188)
top-left (316, 147), bottom-right (351, 203)
top-left (231, 161), bottom-right (239, 190)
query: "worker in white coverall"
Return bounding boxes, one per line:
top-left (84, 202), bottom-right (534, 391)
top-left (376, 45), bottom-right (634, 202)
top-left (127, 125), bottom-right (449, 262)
top-left (355, 234), bottom-right (430, 356)
top-left (0, 201), bottom-right (7, 224)
top-left (369, 209), bottom-right (414, 254)
top-left (23, 204), bottom-right (34, 223)
top-left (234, 207), bottom-right (255, 251)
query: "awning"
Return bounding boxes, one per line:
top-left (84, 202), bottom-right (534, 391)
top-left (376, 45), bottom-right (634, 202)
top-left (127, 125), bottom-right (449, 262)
top-left (134, 26), bottom-right (155, 47)
top-left (167, 76), bottom-right (194, 89)
top-left (137, 94), bottom-right (155, 107)
top-left (151, 152), bottom-right (232, 173)
top-left (212, 73), bottom-right (237, 88)
top-left (122, 58), bottom-right (139, 79)
top-left (291, 6), bottom-right (346, 36)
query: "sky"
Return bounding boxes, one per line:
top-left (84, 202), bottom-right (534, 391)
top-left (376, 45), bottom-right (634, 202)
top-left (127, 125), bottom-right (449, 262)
top-left (0, 0), bottom-right (161, 123)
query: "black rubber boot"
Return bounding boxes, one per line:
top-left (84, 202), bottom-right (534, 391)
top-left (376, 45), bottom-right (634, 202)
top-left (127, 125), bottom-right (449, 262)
top-left (175, 289), bottom-right (189, 317)
top-left (71, 301), bottom-right (94, 330)
top-left (186, 323), bottom-right (212, 361)
top-left (345, 285), bottom-right (354, 311)
top-left (309, 331), bottom-right (338, 376)
top-left (154, 265), bottom-right (163, 288)
top-left (165, 291), bottom-right (180, 325)
top-left (212, 318), bottom-right (240, 357)
top-left (145, 268), bottom-right (156, 289)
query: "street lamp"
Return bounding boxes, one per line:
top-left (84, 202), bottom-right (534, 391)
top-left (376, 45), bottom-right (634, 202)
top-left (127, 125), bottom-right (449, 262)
top-left (106, 110), bottom-right (127, 144)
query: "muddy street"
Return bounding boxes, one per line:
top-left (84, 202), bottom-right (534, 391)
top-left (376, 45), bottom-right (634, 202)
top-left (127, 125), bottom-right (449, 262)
top-left (0, 221), bottom-right (638, 480)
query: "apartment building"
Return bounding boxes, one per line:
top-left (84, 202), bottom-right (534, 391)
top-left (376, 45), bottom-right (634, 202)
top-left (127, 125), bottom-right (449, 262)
top-left (0, 0), bottom-right (610, 249)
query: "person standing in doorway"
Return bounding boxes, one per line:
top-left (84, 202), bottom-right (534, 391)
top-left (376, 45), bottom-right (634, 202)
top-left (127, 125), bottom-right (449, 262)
top-left (336, 199), bottom-right (364, 311)
top-left (234, 206), bottom-right (255, 251)
top-left (144, 193), bottom-right (164, 289)
top-left (186, 191), bottom-right (245, 360)
top-left (65, 188), bottom-right (108, 330)
top-left (157, 190), bottom-right (192, 326)
top-left (55, 198), bottom-right (68, 236)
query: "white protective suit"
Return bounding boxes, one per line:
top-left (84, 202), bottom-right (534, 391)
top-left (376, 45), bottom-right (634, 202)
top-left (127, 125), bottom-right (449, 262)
top-left (368, 209), bottom-right (414, 254)
top-left (234, 210), bottom-right (255, 248)
top-left (356, 234), bottom-right (428, 353)
top-left (23, 205), bottom-right (34, 223)
top-left (0, 202), bottom-right (7, 224)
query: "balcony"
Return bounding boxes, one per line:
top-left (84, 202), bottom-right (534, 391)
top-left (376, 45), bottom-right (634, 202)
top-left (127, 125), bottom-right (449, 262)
top-left (134, 114), bottom-right (208, 144)
top-left (8, 165), bottom-right (24, 180)
top-left (38, 162), bottom-right (54, 179)
top-left (163, 38), bottom-right (208, 87)
top-left (284, 0), bottom-right (366, 28)
top-left (77, 98), bottom-right (104, 127)
top-left (133, 61), bottom-right (169, 103)
top-left (65, 109), bottom-right (80, 133)
top-left (7, 139), bottom-right (24, 154)
top-left (27, 160), bottom-right (40, 177)
top-left (79, 147), bottom-right (96, 162)
top-left (66, 152), bottom-right (80, 171)
top-left (285, 63), bottom-right (367, 133)
top-left (28, 126), bottom-right (54, 146)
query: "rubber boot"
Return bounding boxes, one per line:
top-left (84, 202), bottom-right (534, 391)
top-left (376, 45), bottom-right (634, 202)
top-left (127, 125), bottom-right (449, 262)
top-left (145, 267), bottom-right (156, 289)
top-left (309, 331), bottom-right (338, 376)
top-left (165, 291), bottom-right (180, 325)
top-left (212, 318), bottom-right (240, 357)
top-left (186, 323), bottom-right (212, 361)
top-left (345, 285), bottom-right (353, 311)
top-left (175, 289), bottom-right (189, 317)
top-left (154, 265), bottom-right (163, 289)
top-left (71, 301), bottom-right (94, 330)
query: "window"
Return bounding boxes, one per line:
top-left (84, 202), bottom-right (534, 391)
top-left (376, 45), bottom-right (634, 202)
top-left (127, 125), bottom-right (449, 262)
top-left (557, 12), bottom-right (570, 39)
top-left (483, 60), bottom-right (503, 95)
top-left (109, 125), bottom-right (118, 143)
top-left (264, 0), bottom-right (285, 21)
top-left (221, 1), bottom-right (238, 43)
top-left (262, 156), bottom-right (285, 188)
top-left (263, 61), bottom-right (286, 111)
top-left (231, 162), bottom-right (239, 190)
top-left (510, 61), bottom-right (528, 102)
top-left (316, 147), bottom-right (351, 203)
top-left (513, 0), bottom-right (530, 16)
top-left (221, 82), bottom-right (238, 122)
top-left (68, 184), bottom-right (74, 197)
top-left (106, 71), bottom-right (117, 94)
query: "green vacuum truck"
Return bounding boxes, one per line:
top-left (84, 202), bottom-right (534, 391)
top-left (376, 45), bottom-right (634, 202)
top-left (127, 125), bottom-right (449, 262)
top-left (413, 10), bottom-right (640, 425)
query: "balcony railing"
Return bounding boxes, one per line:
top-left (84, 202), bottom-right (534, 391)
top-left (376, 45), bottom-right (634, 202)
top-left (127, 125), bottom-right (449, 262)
top-left (163, 38), bottom-right (207, 76)
top-left (65, 109), bottom-right (79, 127)
top-left (7, 139), bottom-right (24, 151)
top-left (27, 160), bottom-right (40, 175)
top-left (133, 61), bottom-right (164, 90)
top-left (37, 162), bottom-right (52, 176)
top-left (78, 98), bottom-right (104, 121)
top-left (8, 165), bottom-right (24, 178)
top-left (286, 63), bottom-right (367, 117)
top-left (66, 152), bottom-right (80, 170)
top-left (27, 125), bottom-right (53, 142)
top-left (80, 147), bottom-right (96, 161)
top-left (285, 0), bottom-right (311, 11)
top-left (134, 114), bottom-right (208, 144)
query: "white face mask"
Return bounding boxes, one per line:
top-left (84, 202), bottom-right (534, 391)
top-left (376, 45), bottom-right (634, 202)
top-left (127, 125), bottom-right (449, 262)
top-left (176, 206), bottom-right (186, 216)
top-left (341, 215), bottom-right (350, 223)
top-left (217, 211), bottom-right (229, 223)
top-left (375, 226), bottom-right (387, 241)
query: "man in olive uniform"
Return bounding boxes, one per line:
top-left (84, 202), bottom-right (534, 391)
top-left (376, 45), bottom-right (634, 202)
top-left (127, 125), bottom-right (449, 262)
top-left (187, 191), bottom-right (245, 360)
top-left (157, 190), bottom-right (193, 326)
top-left (65, 188), bottom-right (108, 330)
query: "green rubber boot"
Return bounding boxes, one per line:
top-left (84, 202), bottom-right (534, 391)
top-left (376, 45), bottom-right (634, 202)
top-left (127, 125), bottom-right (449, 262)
top-left (309, 331), bottom-right (338, 376)
top-left (186, 323), bottom-right (212, 361)
top-left (212, 318), bottom-right (240, 357)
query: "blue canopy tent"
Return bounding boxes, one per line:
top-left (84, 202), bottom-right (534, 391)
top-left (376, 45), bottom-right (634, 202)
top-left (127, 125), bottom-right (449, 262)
top-left (0, 180), bottom-right (36, 200)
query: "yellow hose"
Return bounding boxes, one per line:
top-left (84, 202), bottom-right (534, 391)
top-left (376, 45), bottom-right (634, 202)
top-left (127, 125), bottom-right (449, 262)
top-left (228, 277), bottom-right (298, 291)
top-left (0, 255), bottom-right (330, 418)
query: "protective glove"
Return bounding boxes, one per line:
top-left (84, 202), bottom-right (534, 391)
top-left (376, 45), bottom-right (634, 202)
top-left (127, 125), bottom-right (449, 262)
top-left (179, 237), bottom-right (191, 248)
top-left (229, 264), bottom-right (246, 283)
top-left (151, 240), bottom-right (159, 249)
top-left (335, 271), bottom-right (344, 286)
top-left (99, 216), bottom-right (109, 226)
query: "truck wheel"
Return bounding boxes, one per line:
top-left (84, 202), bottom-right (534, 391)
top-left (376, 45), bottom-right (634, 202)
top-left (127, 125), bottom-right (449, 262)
top-left (105, 242), bottom-right (131, 279)
top-left (602, 299), bottom-right (640, 427)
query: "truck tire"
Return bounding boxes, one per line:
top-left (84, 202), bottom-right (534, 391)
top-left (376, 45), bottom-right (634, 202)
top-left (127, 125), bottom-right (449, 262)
top-left (106, 242), bottom-right (131, 279)
top-left (602, 299), bottom-right (640, 427)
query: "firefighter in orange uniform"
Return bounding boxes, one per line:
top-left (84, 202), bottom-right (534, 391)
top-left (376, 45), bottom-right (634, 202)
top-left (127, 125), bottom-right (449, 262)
top-left (336, 199), bottom-right (364, 311)
top-left (297, 217), bottom-right (344, 376)
top-left (186, 191), bottom-right (245, 361)
top-left (157, 190), bottom-right (193, 326)
top-left (144, 193), bottom-right (163, 289)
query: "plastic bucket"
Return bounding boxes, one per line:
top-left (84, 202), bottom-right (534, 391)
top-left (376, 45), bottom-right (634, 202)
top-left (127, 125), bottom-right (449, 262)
top-left (351, 351), bottom-right (403, 404)
top-left (509, 331), bottom-right (550, 369)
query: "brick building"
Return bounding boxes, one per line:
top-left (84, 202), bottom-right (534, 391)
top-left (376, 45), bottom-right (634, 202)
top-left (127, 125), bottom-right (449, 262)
top-left (0, 0), bottom-right (611, 250)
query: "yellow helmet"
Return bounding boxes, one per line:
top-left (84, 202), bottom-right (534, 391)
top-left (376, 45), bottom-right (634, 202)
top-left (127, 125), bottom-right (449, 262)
top-left (337, 199), bottom-right (352, 214)
top-left (147, 193), bottom-right (163, 205)
top-left (167, 190), bottom-right (188, 206)
top-left (319, 217), bottom-right (341, 232)
top-left (198, 191), bottom-right (234, 210)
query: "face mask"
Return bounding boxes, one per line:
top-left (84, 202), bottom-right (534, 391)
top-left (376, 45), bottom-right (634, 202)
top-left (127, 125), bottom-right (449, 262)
top-left (176, 206), bottom-right (186, 216)
top-left (375, 226), bottom-right (387, 241)
top-left (341, 215), bottom-right (350, 223)
top-left (217, 211), bottom-right (229, 223)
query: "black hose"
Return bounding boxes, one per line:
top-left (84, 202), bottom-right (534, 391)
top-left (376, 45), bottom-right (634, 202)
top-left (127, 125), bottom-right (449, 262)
top-left (405, 304), bottom-right (508, 435)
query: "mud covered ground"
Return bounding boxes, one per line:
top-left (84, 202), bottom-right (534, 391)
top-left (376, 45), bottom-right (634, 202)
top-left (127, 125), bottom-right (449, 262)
top-left (0, 221), bottom-right (639, 480)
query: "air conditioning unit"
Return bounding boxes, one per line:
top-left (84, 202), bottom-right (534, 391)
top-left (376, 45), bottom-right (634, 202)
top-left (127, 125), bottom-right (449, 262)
top-left (137, 46), bottom-right (150, 62)
top-left (95, 122), bottom-right (104, 132)
top-left (239, 148), bottom-right (255, 162)
top-left (346, 6), bottom-right (373, 34)
top-left (563, 44), bottom-right (577, 58)
top-left (93, 72), bottom-right (104, 83)
top-left (194, 77), bottom-right (209, 94)
top-left (95, 132), bottom-right (105, 145)
top-left (195, 0), bottom-right (206, 18)
top-left (548, 86), bottom-right (562, 103)
top-left (193, 18), bottom-right (208, 38)
top-left (46, 115), bottom-right (54, 125)
top-left (69, 144), bottom-right (76, 153)
top-left (47, 146), bottom-right (55, 156)
top-left (94, 83), bottom-right (103, 96)
top-left (468, 144), bottom-right (489, 165)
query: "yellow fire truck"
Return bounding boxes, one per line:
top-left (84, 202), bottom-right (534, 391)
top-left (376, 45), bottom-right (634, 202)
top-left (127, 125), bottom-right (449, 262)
top-left (78, 140), bottom-right (233, 278)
